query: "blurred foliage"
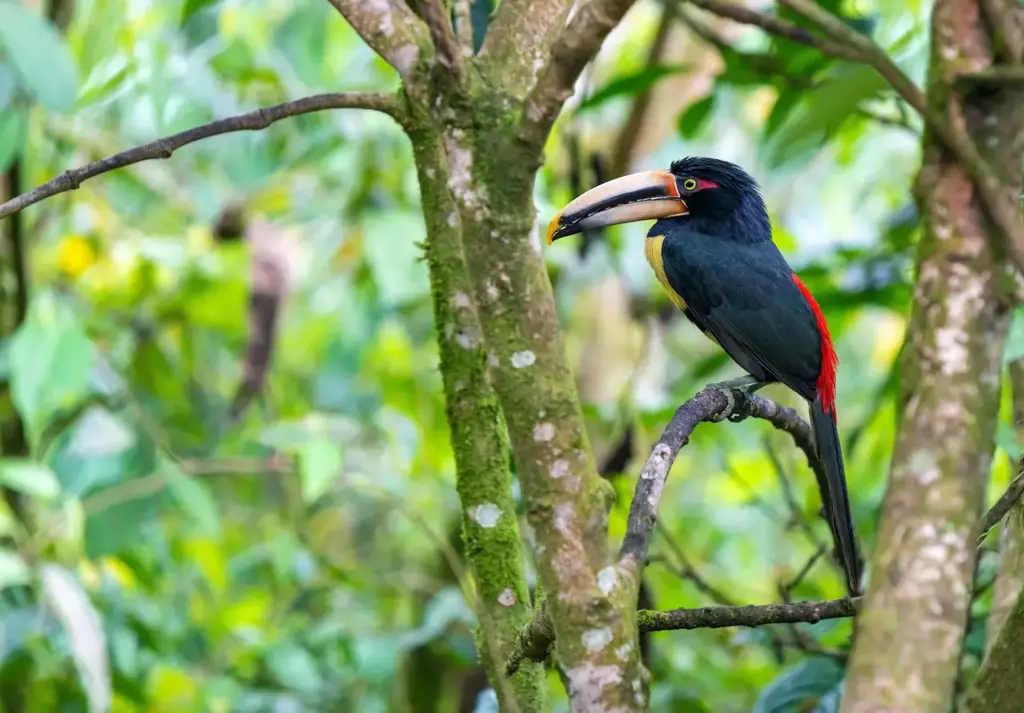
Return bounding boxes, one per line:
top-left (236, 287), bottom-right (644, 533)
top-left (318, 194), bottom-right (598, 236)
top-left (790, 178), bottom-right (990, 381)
top-left (0, 0), bottom-right (1018, 711)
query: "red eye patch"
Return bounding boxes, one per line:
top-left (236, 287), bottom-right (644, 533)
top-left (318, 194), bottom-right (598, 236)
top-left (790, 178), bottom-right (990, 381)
top-left (696, 178), bottom-right (719, 190)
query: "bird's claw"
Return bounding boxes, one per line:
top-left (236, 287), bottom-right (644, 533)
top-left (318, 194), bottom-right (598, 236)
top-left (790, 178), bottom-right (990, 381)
top-left (707, 377), bottom-right (765, 422)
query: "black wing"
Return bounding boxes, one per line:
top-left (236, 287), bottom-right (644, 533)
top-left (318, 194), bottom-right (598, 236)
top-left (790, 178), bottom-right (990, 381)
top-left (662, 234), bottom-right (822, 399)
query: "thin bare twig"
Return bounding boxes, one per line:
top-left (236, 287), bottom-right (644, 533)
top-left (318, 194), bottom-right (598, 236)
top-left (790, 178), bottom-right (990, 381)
top-left (978, 466), bottom-right (1024, 542)
top-left (0, 93), bottom-right (403, 220)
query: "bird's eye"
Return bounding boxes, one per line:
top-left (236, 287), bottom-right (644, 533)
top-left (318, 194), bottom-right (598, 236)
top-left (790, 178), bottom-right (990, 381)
top-left (681, 178), bottom-right (698, 192)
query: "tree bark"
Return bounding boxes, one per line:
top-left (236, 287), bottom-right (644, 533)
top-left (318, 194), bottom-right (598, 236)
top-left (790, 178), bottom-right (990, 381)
top-left (840, 2), bottom-right (1024, 711)
top-left (407, 115), bottom-right (545, 712)
top-left (962, 572), bottom-right (1024, 712)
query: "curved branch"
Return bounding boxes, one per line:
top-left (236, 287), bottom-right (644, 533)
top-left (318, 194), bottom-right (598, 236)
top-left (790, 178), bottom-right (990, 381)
top-left (0, 92), bottom-right (403, 221)
top-left (619, 387), bottom-right (820, 574)
top-left (418, 0), bottom-right (466, 86)
top-left (521, 0), bottom-right (639, 146)
top-left (326, 0), bottom-right (429, 83)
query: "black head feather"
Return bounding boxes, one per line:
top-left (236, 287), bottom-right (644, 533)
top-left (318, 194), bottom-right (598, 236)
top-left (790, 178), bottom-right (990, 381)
top-left (667, 156), bottom-right (771, 243)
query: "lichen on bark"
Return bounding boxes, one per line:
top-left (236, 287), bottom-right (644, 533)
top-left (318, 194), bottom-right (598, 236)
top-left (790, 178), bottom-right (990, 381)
top-left (840, 2), bottom-right (1024, 711)
top-left (406, 110), bottom-right (545, 713)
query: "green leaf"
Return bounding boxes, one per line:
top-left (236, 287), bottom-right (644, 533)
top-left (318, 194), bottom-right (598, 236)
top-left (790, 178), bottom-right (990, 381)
top-left (265, 644), bottom-right (323, 694)
top-left (754, 657), bottom-right (844, 713)
top-left (0, 107), bottom-right (25, 173)
top-left (180, 0), bottom-right (221, 25)
top-left (677, 95), bottom-right (715, 139)
top-left (299, 439), bottom-right (342, 503)
top-left (41, 564), bottom-right (111, 713)
top-left (0, 548), bottom-right (29, 588)
top-left (1005, 305), bottom-right (1024, 364)
top-left (577, 64), bottom-right (691, 112)
top-left (8, 297), bottom-right (95, 447)
top-left (997, 421), bottom-right (1023, 460)
top-left (162, 459), bottom-right (220, 537)
top-left (0, 1), bottom-right (78, 111)
top-left (764, 64), bottom-right (888, 168)
top-left (0, 459), bottom-right (60, 500)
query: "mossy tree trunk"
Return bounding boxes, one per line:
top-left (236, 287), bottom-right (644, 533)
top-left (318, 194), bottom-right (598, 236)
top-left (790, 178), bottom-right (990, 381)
top-left (330, 1), bottom-right (648, 710)
top-left (840, 2), bottom-right (1024, 711)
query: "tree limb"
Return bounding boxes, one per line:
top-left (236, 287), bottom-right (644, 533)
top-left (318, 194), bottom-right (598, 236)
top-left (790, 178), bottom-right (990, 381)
top-left (685, 0), bottom-right (861, 62)
top-left (977, 466), bottom-right (1024, 543)
top-left (479, 0), bottom-right (574, 100)
top-left (326, 0), bottom-right (429, 83)
top-left (521, 0), bottom-right (639, 147)
top-left (638, 596), bottom-right (860, 632)
top-left (0, 93), bottom-right (403, 221)
top-left (418, 0), bottom-right (466, 85)
top-left (619, 387), bottom-right (819, 573)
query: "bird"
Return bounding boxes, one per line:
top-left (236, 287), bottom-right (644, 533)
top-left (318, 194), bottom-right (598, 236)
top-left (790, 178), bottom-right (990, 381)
top-left (545, 156), bottom-right (861, 596)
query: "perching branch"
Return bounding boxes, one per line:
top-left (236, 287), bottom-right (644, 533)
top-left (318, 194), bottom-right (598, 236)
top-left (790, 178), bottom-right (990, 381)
top-left (521, 0), bottom-right (639, 146)
top-left (619, 387), bottom-right (819, 574)
top-left (504, 378), bottom-right (1024, 675)
top-left (0, 93), bottom-right (403, 221)
top-left (325, 0), bottom-right (429, 83)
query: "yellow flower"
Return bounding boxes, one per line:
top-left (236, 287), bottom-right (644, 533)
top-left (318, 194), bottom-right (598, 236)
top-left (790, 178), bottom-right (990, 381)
top-left (57, 235), bottom-right (98, 279)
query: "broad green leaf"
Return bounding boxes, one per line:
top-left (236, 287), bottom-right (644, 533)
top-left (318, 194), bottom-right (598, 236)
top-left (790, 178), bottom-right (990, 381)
top-left (677, 95), bottom-right (715, 139)
top-left (8, 298), bottom-right (95, 446)
top-left (0, 459), bottom-right (60, 500)
top-left (299, 439), bottom-right (342, 503)
top-left (41, 564), bottom-right (111, 713)
top-left (764, 64), bottom-right (888, 168)
top-left (0, 548), bottom-right (29, 588)
top-left (996, 421), bottom-right (1023, 460)
top-left (754, 657), bottom-right (844, 713)
top-left (265, 644), bottom-right (323, 694)
top-left (577, 64), bottom-right (691, 112)
top-left (0, 107), bottom-right (25, 174)
top-left (0, 1), bottom-right (78, 111)
top-left (180, 0), bottom-right (221, 25)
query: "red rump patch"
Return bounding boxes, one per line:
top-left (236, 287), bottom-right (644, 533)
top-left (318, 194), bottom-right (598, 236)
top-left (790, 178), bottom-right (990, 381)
top-left (792, 273), bottom-right (838, 420)
top-left (697, 178), bottom-right (719, 191)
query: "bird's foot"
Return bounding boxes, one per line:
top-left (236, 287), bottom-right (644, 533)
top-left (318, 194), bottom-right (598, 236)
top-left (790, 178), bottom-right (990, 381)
top-left (707, 376), bottom-right (769, 422)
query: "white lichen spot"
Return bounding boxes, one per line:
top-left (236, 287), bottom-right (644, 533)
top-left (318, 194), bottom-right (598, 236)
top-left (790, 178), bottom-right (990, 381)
top-left (597, 566), bottom-right (617, 595)
top-left (367, 0), bottom-right (394, 34)
top-left (615, 643), bottom-right (632, 662)
top-left (554, 502), bottom-right (574, 536)
top-left (908, 449), bottom-right (940, 486)
top-left (564, 663), bottom-right (624, 710)
top-left (497, 588), bottom-right (516, 607)
top-left (511, 350), bottom-right (536, 368)
top-left (582, 627), bottom-right (613, 653)
top-left (391, 44), bottom-right (420, 79)
top-left (468, 503), bottom-right (502, 528)
top-left (549, 459), bottom-right (570, 479)
top-left (447, 212), bottom-right (458, 227)
top-left (488, 351), bottom-right (500, 368)
top-left (486, 282), bottom-right (500, 300)
top-left (533, 422), bottom-right (556, 442)
top-left (456, 328), bottom-right (480, 350)
top-left (528, 221), bottom-right (542, 255)
top-left (452, 291), bottom-right (472, 309)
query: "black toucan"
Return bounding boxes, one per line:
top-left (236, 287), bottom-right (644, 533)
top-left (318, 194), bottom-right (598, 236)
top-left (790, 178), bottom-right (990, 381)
top-left (546, 156), bottom-right (861, 596)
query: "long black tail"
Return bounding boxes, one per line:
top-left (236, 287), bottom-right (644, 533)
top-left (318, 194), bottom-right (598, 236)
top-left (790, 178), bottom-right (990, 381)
top-left (809, 396), bottom-right (861, 596)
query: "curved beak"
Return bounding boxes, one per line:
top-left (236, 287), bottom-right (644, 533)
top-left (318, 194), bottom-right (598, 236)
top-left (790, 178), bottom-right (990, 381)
top-left (546, 170), bottom-right (689, 244)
